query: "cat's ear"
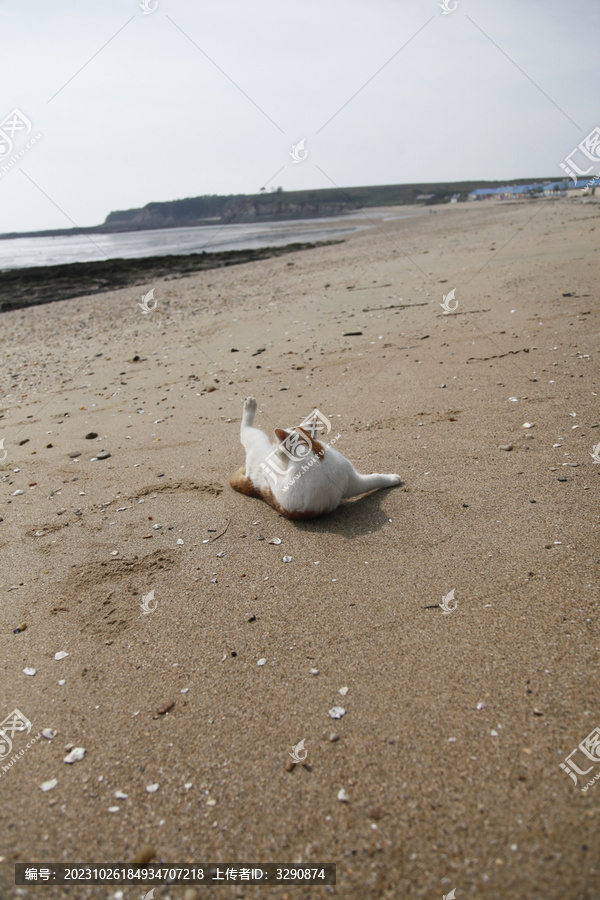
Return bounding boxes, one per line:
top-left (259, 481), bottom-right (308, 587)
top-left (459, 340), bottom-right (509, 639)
top-left (275, 428), bottom-right (289, 443)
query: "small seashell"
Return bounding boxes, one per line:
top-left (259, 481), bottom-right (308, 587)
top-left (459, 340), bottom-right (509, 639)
top-left (12, 489), bottom-right (24, 496)
top-left (42, 729), bottom-right (57, 740)
top-left (40, 778), bottom-right (58, 792)
top-left (216, 551), bottom-right (226, 557)
top-left (522, 422), bottom-right (534, 429)
top-left (64, 747), bottom-right (85, 764)
top-left (498, 443), bottom-right (513, 451)
top-left (146, 783), bottom-right (159, 793)
top-left (339, 686), bottom-right (349, 696)
top-left (23, 667), bottom-right (36, 676)
top-left (491, 729), bottom-right (499, 737)
top-left (114, 790), bottom-right (128, 799)
top-left (177, 538), bottom-right (184, 545)
top-left (269, 538), bottom-right (282, 545)
top-left (329, 707), bottom-right (346, 719)
top-left (257, 658), bottom-right (267, 666)
top-left (282, 555), bottom-right (292, 563)
top-left (54, 651), bottom-right (69, 660)
top-left (476, 702), bottom-right (487, 710)
top-left (310, 668), bottom-right (319, 675)
top-left (337, 788), bottom-right (349, 802)
top-left (108, 806), bottom-right (120, 813)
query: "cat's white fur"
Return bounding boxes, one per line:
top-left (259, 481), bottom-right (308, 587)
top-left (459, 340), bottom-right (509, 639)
top-left (230, 396), bottom-right (402, 519)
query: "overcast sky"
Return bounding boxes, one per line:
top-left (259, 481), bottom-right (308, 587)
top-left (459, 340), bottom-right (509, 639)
top-left (0, 0), bottom-right (598, 233)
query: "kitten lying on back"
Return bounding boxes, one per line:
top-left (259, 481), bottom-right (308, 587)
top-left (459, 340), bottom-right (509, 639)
top-left (230, 396), bottom-right (402, 519)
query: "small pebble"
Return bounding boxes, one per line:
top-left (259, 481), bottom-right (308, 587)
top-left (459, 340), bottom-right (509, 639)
top-left (533, 709), bottom-right (544, 716)
top-left (282, 555), bottom-right (292, 563)
top-left (85, 432), bottom-right (98, 439)
top-left (23, 667), bottom-right (36, 676)
top-left (96, 451), bottom-right (111, 460)
top-left (498, 443), bottom-right (513, 451)
top-left (40, 778), bottom-right (58, 792)
top-left (310, 668), bottom-right (319, 675)
top-left (13, 623), bottom-right (27, 634)
top-left (146, 783), bottom-right (159, 793)
top-left (337, 788), bottom-right (349, 802)
top-left (64, 747), bottom-right (86, 764)
top-left (42, 729), bottom-right (57, 740)
top-left (114, 790), bottom-right (128, 799)
top-left (339, 686), bottom-right (349, 696)
top-left (522, 423), bottom-right (534, 429)
top-left (557, 476), bottom-right (568, 482)
top-left (329, 707), bottom-right (346, 719)
top-left (133, 846), bottom-right (155, 865)
top-left (448, 737), bottom-right (457, 743)
top-left (54, 651), bottom-right (69, 661)
top-left (108, 806), bottom-right (120, 813)
top-left (491, 730), bottom-right (499, 737)
top-left (257, 658), bottom-right (266, 666)
top-left (12, 489), bottom-right (24, 496)
top-left (329, 733), bottom-right (340, 742)
top-left (176, 538), bottom-right (184, 545)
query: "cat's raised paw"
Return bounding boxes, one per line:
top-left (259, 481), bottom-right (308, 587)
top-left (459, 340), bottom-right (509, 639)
top-left (244, 396), bottom-right (257, 412)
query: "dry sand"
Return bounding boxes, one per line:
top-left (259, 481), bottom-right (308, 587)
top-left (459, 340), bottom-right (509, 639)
top-left (1, 198), bottom-right (599, 899)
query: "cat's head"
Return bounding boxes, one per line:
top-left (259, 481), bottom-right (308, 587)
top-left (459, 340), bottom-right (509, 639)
top-left (273, 426), bottom-right (325, 465)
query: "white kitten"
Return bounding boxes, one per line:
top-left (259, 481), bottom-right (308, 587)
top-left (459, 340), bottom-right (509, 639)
top-left (230, 396), bottom-right (402, 519)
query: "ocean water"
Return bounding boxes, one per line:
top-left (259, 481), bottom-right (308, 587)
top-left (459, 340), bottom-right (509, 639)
top-left (0, 208), bottom-right (424, 270)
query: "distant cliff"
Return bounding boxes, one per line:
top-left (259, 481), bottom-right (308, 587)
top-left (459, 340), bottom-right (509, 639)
top-left (102, 190), bottom-right (350, 231)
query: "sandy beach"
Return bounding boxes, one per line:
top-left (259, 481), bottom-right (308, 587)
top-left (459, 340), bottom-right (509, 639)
top-left (1, 198), bottom-right (599, 899)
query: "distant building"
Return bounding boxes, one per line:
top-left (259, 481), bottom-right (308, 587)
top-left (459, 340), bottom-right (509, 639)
top-left (468, 179), bottom-right (592, 201)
